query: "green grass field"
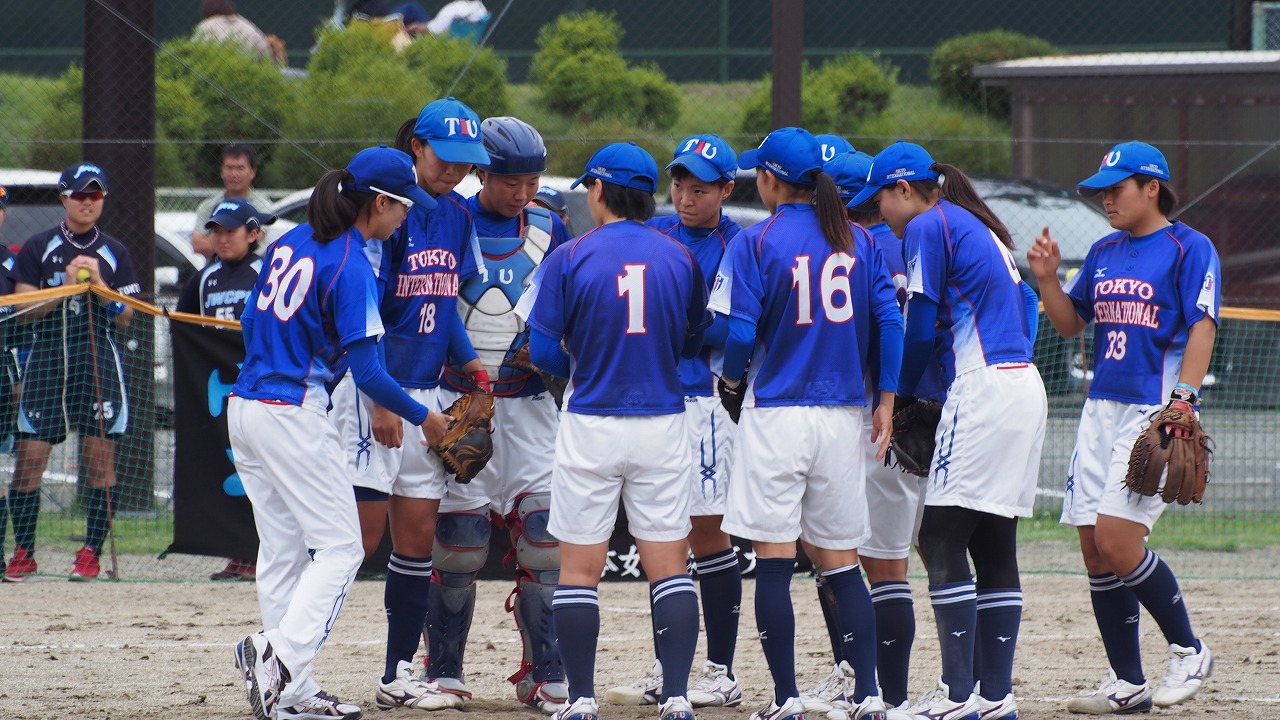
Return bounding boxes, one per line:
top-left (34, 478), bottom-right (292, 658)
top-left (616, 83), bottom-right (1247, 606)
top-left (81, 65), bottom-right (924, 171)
top-left (1020, 509), bottom-right (1280, 551)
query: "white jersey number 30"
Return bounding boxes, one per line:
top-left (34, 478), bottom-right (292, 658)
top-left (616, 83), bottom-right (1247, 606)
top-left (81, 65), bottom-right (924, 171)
top-left (257, 246), bottom-right (315, 322)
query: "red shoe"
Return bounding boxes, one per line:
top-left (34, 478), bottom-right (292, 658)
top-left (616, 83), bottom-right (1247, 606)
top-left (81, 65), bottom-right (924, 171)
top-left (236, 561), bottom-right (256, 581)
top-left (69, 546), bottom-right (100, 581)
top-left (4, 547), bottom-right (37, 582)
top-left (211, 559), bottom-right (256, 581)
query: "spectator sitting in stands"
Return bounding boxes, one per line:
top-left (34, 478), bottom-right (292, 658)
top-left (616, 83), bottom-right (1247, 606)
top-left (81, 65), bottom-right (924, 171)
top-left (193, 0), bottom-right (275, 63)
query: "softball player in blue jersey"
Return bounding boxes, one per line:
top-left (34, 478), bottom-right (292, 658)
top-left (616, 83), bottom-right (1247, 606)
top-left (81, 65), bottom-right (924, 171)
top-left (710, 127), bottom-right (904, 720)
top-left (438, 116), bottom-right (572, 714)
top-left (526, 142), bottom-right (712, 720)
top-left (1028, 142), bottom-right (1218, 714)
top-left (605, 133), bottom-right (745, 710)
top-left (795, 148), bottom-right (946, 718)
top-left (852, 141), bottom-right (1048, 720)
top-left (342, 97), bottom-right (491, 712)
top-left (231, 146), bottom-right (443, 720)
top-left (7, 163), bottom-right (141, 583)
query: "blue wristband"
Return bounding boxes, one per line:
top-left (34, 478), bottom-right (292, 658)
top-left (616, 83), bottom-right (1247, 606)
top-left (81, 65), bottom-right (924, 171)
top-left (106, 301), bottom-right (125, 318)
top-left (1174, 382), bottom-right (1198, 396)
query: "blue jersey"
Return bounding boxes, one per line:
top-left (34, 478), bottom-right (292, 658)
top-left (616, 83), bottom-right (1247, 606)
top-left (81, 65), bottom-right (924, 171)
top-left (233, 224), bottom-right (384, 412)
top-left (867, 222), bottom-right (946, 403)
top-left (905, 199), bottom-right (1033, 388)
top-left (527, 220), bottom-right (711, 415)
top-left (708, 203), bottom-right (899, 407)
top-left (1064, 222), bottom-right (1220, 405)
top-left (379, 191), bottom-right (483, 388)
top-left (447, 197), bottom-right (569, 397)
top-left (646, 212), bottom-right (742, 396)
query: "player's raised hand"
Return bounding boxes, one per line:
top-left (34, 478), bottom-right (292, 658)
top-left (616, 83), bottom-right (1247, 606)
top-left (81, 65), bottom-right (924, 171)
top-left (420, 410), bottom-right (453, 447)
top-left (372, 404), bottom-right (404, 448)
top-left (1026, 226), bottom-right (1061, 281)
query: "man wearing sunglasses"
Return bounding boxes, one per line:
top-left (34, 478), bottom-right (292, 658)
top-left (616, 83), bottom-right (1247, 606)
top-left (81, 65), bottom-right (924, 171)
top-left (3, 162), bottom-right (142, 582)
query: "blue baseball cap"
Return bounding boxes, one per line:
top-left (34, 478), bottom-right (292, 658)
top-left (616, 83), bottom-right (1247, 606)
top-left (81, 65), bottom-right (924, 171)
top-left (816, 134), bottom-right (855, 163)
top-left (345, 145), bottom-right (437, 211)
top-left (667, 134), bottom-right (737, 183)
top-left (846, 141), bottom-right (939, 209)
top-left (572, 142), bottom-right (659, 193)
top-left (205, 199), bottom-right (277, 231)
top-left (737, 127), bottom-right (823, 184)
top-left (412, 97), bottom-right (491, 166)
top-left (531, 186), bottom-right (568, 215)
top-left (1077, 141), bottom-right (1170, 193)
top-left (59, 162), bottom-right (108, 194)
top-left (824, 151), bottom-right (876, 202)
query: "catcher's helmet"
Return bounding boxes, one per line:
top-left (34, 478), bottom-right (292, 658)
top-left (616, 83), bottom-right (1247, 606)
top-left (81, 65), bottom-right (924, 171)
top-left (478, 117), bottom-right (547, 176)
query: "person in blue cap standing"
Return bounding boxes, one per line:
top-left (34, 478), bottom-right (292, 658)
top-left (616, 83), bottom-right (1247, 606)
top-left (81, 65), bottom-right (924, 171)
top-left (849, 140), bottom-right (1047, 720)
top-left (7, 162), bottom-right (141, 583)
top-left (354, 97), bottom-right (491, 712)
top-left (606, 133), bottom-right (746, 710)
top-left (709, 127), bottom-right (903, 720)
top-left (525, 141), bottom-right (712, 720)
top-left (1029, 141), bottom-right (1218, 714)
top-left (233, 145), bottom-right (441, 720)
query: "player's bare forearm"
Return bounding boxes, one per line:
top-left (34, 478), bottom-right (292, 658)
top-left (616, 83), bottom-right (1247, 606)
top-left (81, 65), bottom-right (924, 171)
top-left (1038, 279), bottom-right (1085, 339)
top-left (1178, 317), bottom-right (1217, 392)
top-left (872, 391), bottom-right (894, 461)
top-left (459, 357), bottom-right (485, 375)
top-left (112, 305), bottom-right (134, 329)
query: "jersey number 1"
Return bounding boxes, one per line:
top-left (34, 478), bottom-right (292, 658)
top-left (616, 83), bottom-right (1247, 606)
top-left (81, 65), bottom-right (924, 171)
top-left (617, 264), bottom-right (647, 334)
top-left (257, 246), bottom-right (315, 322)
top-left (791, 253), bottom-right (856, 325)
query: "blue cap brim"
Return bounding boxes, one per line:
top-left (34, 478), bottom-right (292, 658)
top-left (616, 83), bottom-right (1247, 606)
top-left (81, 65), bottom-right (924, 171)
top-left (1077, 168), bottom-right (1136, 193)
top-left (737, 148), bottom-right (760, 170)
top-left (428, 138), bottom-right (491, 166)
top-left (405, 185), bottom-right (438, 211)
top-left (570, 173), bottom-right (590, 189)
top-left (667, 154), bottom-right (724, 183)
top-left (847, 182), bottom-right (885, 209)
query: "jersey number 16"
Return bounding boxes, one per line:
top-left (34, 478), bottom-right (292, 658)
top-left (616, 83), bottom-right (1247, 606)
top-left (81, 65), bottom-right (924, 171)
top-left (792, 253), bottom-right (857, 325)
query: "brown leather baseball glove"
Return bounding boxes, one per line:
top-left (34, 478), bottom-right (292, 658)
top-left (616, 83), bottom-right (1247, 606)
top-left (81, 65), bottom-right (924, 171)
top-left (1124, 401), bottom-right (1212, 505)
top-left (431, 393), bottom-right (496, 484)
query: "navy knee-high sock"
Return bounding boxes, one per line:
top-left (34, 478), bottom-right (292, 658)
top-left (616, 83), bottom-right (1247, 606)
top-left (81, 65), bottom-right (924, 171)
top-left (930, 579), bottom-right (977, 702)
top-left (652, 574), bottom-right (700, 701)
top-left (0, 491), bottom-right (8, 553)
top-left (1119, 550), bottom-right (1198, 650)
top-left (1089, 573), bottom-right (1144, 684)
top-left (871, 580), bottom-right (915, 707)
top-left (9, 488), bottom-right (38, 553)
top-left (84, 487), bottom-right (110, 554)
top-left (383, 553), bottom-right (432, 683)
top-left (553, 585), bottom-right (600, 702)
top-left (824, 565), bottom-right (879, 703)
top-left (815, 572), bottom-right (845, 664)
top-left (975, 588), bottom-right (1021, 700)
top-left (695, 548), bottom-right (741, 673)
top-left (755, 557), bottom-right (798, 705)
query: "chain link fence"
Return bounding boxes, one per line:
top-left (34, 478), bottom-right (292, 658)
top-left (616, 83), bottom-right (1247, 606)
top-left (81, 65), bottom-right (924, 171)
top-left (0, 1), bottom-right (1276, 579)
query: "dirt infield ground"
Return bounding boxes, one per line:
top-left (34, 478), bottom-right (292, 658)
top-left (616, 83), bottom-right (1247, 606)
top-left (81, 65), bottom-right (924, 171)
top-left (1, 572), bottom-right (1276, 720)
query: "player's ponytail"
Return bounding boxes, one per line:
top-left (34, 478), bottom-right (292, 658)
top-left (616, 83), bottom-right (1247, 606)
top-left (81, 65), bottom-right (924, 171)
top-left (812, 171), bottom-right (854, 253)
top-left (927, 163), bottom-right (1013, 249)
top-left (307, 169), bottom-right (377, 243)
top-left (395, 118), bottom-right (417, 156)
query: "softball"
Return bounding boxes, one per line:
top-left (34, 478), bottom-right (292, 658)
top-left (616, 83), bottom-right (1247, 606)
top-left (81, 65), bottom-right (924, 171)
top-left (76, 268), bottom-right (91, 283)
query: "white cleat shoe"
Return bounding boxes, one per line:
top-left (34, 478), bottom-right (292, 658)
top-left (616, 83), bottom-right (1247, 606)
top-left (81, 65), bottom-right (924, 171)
top-left (1153, 640), bottom-right (1214, 707)
top-left (851, 695), bottom-right (888, 720)
top-left (237, 633), bottom-right (290, 720)
top-left (750, 695), bottom-right (807, 720)
top-left (886, 700), bottom-right (914, 720)
top-left (376, 660), bottom-right (465, 711)
top-left (1066, 671), bottom-right (1153, 714)
top-left (801, 661), bottom-right (854, 713)
top-left (659, 695), bottom-right (696, 720)
top-left (551, 696), bottom-right (600, 720)
top-left (523, 680), bottom-right (569, 715)
top-left (973, 693), bottom-right (1019, 720)
top-left (688, 660), bottom-right (744, 707)
top-left (278, 691), bottom-right (363, 720)
top-left (604, 659), bottom-right (663, 705)
top-left (901, 679), bottom-right (980, 720)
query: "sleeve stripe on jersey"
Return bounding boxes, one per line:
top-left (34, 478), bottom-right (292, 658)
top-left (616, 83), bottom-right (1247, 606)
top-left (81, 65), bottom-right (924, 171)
top-left (566, 227), bottom-right (603, 261)
top-left (321, 232), bottom-right (352, 309)
top-left (933, 203), bottom-right (955, 254)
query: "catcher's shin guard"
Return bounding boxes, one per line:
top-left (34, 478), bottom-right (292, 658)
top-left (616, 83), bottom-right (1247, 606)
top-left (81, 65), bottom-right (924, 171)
top-left (505, 492), bottom-right (564, 700)
top-left (427, 510), bottom-right (491, 681)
